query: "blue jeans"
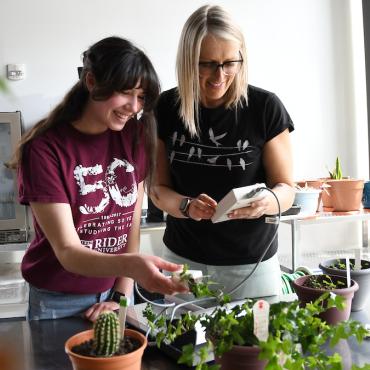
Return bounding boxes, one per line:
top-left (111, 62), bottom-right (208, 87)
top-left (28, 285), bottom-right (111, 320)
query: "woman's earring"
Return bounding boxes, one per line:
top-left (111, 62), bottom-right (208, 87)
top-left (137, 110), bottom-right (143, 120)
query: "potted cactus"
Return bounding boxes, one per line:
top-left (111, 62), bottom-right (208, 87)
top-left (323, 157), bottom-right (364, 211)
top-left (295, 181), bottom-right (324, 212)
top-left (143, 268), bottom-right (369, 370)
top-left (294, 184), bottom-right (321, 215)
top-left (65, 311), bottom-right (147, 370)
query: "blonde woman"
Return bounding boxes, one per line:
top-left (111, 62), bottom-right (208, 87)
top-left (151, 5), bottom-right (295, 300)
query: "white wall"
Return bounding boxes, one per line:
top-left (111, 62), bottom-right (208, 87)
top-left (0, 0), bottom-right (368, 257)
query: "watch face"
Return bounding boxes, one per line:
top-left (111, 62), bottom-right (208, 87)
top-left (180, 198), bottom-right (190, 211)
top-left (110, 291), bottom-right (125, 303)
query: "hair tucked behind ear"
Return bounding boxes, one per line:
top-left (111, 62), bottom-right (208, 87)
top-left (8, 36), bottom-right (160, 194)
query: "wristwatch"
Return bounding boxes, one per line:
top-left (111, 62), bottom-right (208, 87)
top-left (179, 197), bottom-right (192, 218)
top-left (108, 290), bottom-right (126, 304)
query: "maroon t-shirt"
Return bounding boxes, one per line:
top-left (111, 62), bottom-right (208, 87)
top-left (18, 120), bottom-right (146, 294)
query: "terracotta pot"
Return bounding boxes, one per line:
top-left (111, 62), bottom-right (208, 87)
top-left (292, 274), bottom-right (358, 325)
top-left (65, 328), bottom-right (147, 370)
top-left (215, 344), bottom-right (267, 370)
top-left (319, 259), bottom-right (370, 311)
top-left (319, 178), bottom-right (332, 208)
top-left (321, 190), bottom-right (332, 208)
top-left (324, 179), bottom-right (364, 211)
top-left (296, 180), bottom-right (323, 211)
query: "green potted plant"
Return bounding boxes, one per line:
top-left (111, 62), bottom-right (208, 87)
top-left (323, 157), bottom-right (364, 211)
top-left (292, 273), bottom-right (358, 325)
top-left (294, 184), bottom-right (321, 215)
top-left (319, 258), bottom-right (370, 311)
top-left (144, 268), bottom-right (369, 370)
top-left (65, 310), bottom-right (147, 370)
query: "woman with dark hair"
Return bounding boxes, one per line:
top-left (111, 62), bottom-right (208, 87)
top-left (151, 5), bottom-right (295, 300)
top-left (10, 36), bottom-right (187, 321)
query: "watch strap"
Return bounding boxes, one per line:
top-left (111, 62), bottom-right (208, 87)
top-left (108, 290), bottom-right (126, 304)
top-left (179, 197), bottom-right (192, 218)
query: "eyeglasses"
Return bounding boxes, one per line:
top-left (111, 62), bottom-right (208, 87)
top-left (198, 59), bottom-right (243, 76)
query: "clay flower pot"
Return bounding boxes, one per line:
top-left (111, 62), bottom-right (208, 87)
top-left (324, 179), bottom-right (364, 211)
top-left (65, 328), bottom-right (147, 370)
top-left (292, 274), bottom-right (358, 325)
top-left (215, 344), bottom-right (267, 370)
top-left (319, 258), bottom-right (370, 311)
top-left (318, 178), bottom-right (333, 208)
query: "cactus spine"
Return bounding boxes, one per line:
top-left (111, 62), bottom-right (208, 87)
top-left (93, 311), bottom-right (121, 357)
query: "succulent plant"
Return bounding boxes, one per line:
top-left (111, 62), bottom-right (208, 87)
top-left (93, 311), bottom-right (121, 357)
top-left (328, 156), bottom-right (343, 179)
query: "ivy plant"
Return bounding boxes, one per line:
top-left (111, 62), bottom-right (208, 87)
top-left (175, 264), bottom-right (224, 300)
top-left (144, 283), bottom-right (370, 370)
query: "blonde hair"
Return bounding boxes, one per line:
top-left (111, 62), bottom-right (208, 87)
top-left (176, 4), bottom-right (248, 136)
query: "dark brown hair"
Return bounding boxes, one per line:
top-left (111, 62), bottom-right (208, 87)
top-left (9, 36), bottom-right (160, 192)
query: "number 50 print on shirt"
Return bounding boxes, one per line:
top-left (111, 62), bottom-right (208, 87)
top-left (74, 158), bottom-right (138, 215)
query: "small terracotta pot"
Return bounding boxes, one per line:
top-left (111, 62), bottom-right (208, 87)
top-left (292, 274), bottom-right (358, 325)
top-left (324, 179), bottom-right (364, 211)
top-left (65, 328), bottom-right (147, 370)
top-left (215, 344), bottom-right (267, 370)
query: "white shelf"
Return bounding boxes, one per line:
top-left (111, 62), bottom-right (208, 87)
top-left (272, 210), bottom-right (370, 271)
top-left (281, 210), bottom-right (370, 225)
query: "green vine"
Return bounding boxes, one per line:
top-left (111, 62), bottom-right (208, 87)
top-left (144, 285), bottom-right (369, 370)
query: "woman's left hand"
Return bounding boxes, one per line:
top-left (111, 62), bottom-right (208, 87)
top-left (84, 301), bottom-right (119, 322)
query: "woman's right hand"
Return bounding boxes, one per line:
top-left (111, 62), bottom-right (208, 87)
top-left (128, 254), bottom-right (189, 295)
top-left (187, 193), bottom-right (217, 221)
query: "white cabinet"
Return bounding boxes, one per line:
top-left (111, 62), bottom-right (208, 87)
top-left (0, 225), bottom-right (166, 319)
top-left (139, 223), bottom-right (165, 256)
top-left (0, 243), bottom-right (29, 318)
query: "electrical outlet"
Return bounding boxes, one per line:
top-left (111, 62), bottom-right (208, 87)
top-left (7, 64), bottom-right (26, 80)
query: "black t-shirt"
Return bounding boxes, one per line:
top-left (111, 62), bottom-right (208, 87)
top-left (156, 85), bottom-right (294, 265)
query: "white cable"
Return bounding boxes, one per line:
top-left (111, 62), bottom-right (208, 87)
top-left (134, 281), bottom-right (176, 308)
top-left (225, 187), bottom-right (281, 296)
top-left (138, 186), bottom-right (281, 330)
top-left (169, 296), bottom-right (217, 322)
